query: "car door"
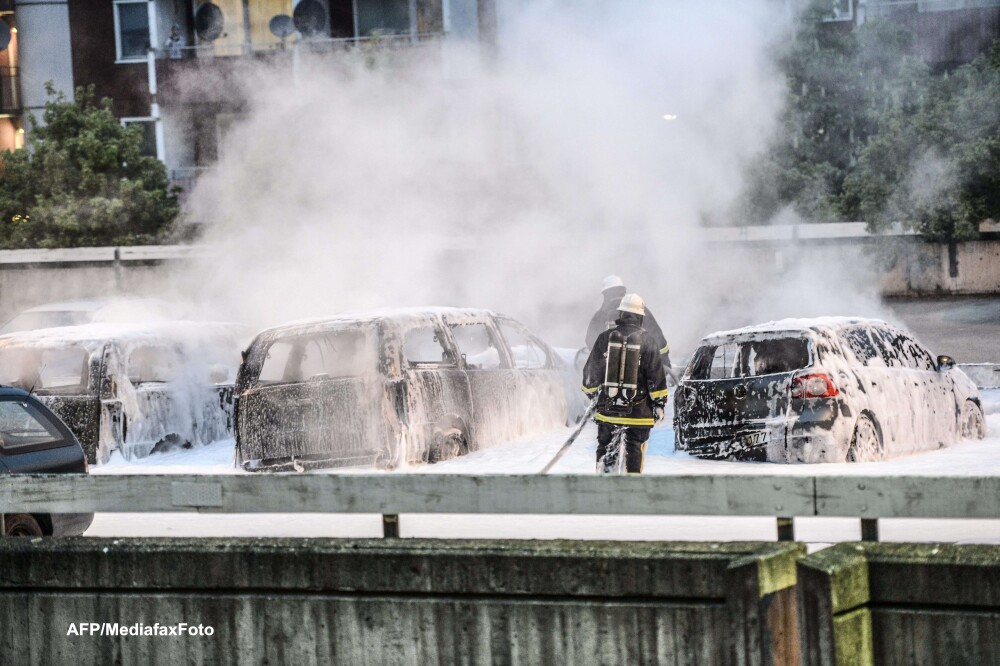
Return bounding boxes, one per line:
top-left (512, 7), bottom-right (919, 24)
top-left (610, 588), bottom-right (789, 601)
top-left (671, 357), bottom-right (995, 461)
top-left (838, 326), bottom-right (901, 450)
top-left (868, 325), bottom-right (923, 453)
top-left (897, 334), bottom-right (956, 446)
top-left (399, 319), bottom-right (475, 460)
top-left (442, 315), bottom-right (520, 449)
top-left (239, 325), bottom-right (388, 466)
top-left (122, 342), bottom-right (187, 459)
top-left (495, 316), bottom-right (568, 433)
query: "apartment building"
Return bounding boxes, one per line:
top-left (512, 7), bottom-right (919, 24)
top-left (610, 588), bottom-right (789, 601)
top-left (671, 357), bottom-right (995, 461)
top-left (4, 0), bottom-right (496, 199)
top-left (823, 0), bottom-right (1000, 69)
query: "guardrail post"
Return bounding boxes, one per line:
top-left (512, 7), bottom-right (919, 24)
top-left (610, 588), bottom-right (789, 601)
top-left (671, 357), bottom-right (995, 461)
top-left (777, 517), bottom-right (795, 542)
top-left (0, 514), bottom-right (5, 536)
top-left (382, 514), bottom-right (399, 538)
top-left (860, 519), bottom-right (879, 542)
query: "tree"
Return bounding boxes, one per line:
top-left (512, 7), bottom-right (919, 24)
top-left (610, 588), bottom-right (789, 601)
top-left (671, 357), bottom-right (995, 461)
top-left (842, 43), bottom-right (1000, 240)
top-left (0, 84), bottom-right (178, 248)
top-left (742, 3), bottom-right (929, 223)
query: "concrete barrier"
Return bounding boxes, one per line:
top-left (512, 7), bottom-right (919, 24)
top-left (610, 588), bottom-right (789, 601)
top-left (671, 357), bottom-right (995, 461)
top-left (0, 237), bottom-right (997, 323)
top-left (0, 538), bottom-right (804, 665)
top-left (797, 543), bottom-right (1000, 665)
top-left (959, 363), bottom-right (1000, 389)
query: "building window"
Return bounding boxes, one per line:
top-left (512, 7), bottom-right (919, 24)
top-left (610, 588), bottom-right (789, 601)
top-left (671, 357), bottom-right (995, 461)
top-left (821, 0), bottom-right (853, 22)
top-left (121, 118), bottom-right (157, 158)
top-left (356, 0), bottom-right (411, 37)
top-left (114, 1), bottom-right (151, 61)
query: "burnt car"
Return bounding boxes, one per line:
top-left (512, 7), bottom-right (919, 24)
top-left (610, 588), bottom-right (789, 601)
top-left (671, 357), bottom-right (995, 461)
top-left (674, 317), bottom-right (986, 463)
top-left (235, 308), bottom-right (573, 471)
top-left (0, 386), bottom-right (93, 536)
top-left (0, 322), bottom-right (246, 464)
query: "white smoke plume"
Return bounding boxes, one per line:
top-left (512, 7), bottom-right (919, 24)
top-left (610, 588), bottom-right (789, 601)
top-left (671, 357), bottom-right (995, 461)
top-left (165, 0), bottom-right (868, 355)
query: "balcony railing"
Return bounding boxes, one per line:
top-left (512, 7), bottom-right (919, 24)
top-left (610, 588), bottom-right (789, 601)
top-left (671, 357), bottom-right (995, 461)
top-left (155, 32), bottom-right (443, 61)
top-left (0, 66), bottom-right (20, 115)
top-left (154, 33), bottom-right (443, 107)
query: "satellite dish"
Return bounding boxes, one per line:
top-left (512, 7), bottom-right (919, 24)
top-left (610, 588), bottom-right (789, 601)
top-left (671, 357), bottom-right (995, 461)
top-left (194, 3), bottom-right (225, 42)
top-left (269, 15), bottom-right (295, 39)
top-left (293, 0), bottom-right (327, 37)
top-left (0, 21), bottom-right (11, 53)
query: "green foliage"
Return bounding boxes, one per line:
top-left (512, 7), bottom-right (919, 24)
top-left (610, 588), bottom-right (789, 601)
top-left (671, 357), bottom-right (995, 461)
top-left (745, 3), bottom-right (1000, 238)
top-left (0, 84), bottom-right (178, 248)
top-left (843, 42), bottom-right (1000, 239)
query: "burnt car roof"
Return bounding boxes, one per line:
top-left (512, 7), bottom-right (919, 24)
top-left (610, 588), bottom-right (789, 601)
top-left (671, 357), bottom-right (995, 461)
top-left (0, 321), bottom-right (248, 351)
top-left (701, 316), bottom-right (898, 343)
top-left (253, 307), bottom-right (503, 339)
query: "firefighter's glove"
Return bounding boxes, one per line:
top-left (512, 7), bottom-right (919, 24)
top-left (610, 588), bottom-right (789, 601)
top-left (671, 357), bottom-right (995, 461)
top-left (653, 401), bottom-right (667, 424)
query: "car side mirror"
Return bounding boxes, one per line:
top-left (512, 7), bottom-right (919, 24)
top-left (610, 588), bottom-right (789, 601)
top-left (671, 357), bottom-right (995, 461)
top-left (937, 355), bottom-right (955, 371)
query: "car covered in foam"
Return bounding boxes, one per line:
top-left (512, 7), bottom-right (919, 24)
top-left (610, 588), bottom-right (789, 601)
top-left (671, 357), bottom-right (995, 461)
top-left (235, 307), bottom-right (579, 471)
top-left (673, 317), bottom-right (986, 463)
top-left (0, 322), bottom-right (247, 463)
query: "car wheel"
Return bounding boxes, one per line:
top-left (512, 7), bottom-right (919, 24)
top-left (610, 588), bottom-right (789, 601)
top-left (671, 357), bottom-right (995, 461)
top-left (4, 514), bottom-right (43, 537)
top-left (428, 427), bottom-right (468, 464)
top-left (960, 400), bottom-right (987, 440)
top-left (847, 414), bottom-right (883, 462)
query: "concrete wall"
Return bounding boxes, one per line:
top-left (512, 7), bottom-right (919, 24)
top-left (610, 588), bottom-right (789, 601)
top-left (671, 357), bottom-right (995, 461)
top-left (0, 237), bottom-right (996, 324)
top-left (798, 543), bottom-right (1000, 665)
top-left (714, 237), bottom-right (1000, 298)
top-left (0, 259), bottom-right (177, 323)
top-left (2, 535), bottom-right (1000, 663)
top-left (0, 538), bottom-right (804, 666)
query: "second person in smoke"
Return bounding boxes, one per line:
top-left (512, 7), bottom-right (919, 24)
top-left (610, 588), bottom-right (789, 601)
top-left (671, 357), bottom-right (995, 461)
top-left (585, 275), bottom-right (673, 374)
top-left (582, 293), bottom-right (668, 474)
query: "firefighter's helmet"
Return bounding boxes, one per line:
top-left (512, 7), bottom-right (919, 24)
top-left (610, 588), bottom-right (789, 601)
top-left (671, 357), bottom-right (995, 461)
top-left (601, 275), bottom-right (625, 292)
top-left (617, 293), bottom-right (645, 315)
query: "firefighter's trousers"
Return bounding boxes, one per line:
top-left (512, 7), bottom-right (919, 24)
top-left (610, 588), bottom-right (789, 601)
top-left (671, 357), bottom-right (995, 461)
top-left (596, 423), bottom-right (650, 474)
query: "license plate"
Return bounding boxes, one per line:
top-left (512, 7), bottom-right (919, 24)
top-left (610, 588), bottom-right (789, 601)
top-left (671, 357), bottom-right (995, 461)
top-left (739, 431), bottom-right (768, 448)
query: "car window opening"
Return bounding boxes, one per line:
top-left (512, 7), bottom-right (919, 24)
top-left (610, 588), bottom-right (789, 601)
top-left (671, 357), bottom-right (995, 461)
top-left (128, 346), bottom-right (181, 384)
top-left (448, 323), bottom-right (503, 370)
top-left (690, 337), bottom-right (811, 380)
top-left (258, 329), bottom-right (375, 385)
top-left (498, 320), bottom-right (548, 369)
top-left (403, 326), bottom-right (456, 367)
top-left (0, 400), bottom-right (65, 449)
top-left (0, 348), bottom-right (89, 391)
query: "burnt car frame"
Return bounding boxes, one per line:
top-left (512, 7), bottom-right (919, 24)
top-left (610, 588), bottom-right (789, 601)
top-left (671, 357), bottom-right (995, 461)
top-left (674, 317), bottom-right (986, 463)
top-left (0, 322), bottom-right (245, 464)
top-left (0, 386), bottom-right (93, 536)
top-left (235, 307), bottom-right (573, 471)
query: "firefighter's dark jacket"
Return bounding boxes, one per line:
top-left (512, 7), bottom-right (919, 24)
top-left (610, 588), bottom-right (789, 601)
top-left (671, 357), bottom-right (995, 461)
top-left (585, 293), bottom-right (671, 361)
top-left (582, 315), bottom-right (669, 427)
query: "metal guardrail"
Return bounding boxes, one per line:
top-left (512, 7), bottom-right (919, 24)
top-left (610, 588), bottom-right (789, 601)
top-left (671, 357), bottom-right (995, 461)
top-left (0, 245), bottom-right (209, 265)
top-left (0, 224), bottom-right (940, 266)
top-left (155, 33), bottom-right (444, 60)
top-left (1, 473), bottom-right (998, 541)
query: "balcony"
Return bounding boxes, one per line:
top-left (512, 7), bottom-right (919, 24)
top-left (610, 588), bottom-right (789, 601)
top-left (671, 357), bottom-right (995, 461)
top-left (0, 66), bottom-right (20, 115)
top-left (155, 33), bottom-right (443, 106)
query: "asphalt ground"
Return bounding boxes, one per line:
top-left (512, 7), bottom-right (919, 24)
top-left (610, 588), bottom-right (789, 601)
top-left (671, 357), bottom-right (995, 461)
top-left (886, 296), bottom-right (1000, 363)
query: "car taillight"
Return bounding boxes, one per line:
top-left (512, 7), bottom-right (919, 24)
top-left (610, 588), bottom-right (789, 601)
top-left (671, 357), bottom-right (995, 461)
top-left (791, 373), bottom-right (839, 399)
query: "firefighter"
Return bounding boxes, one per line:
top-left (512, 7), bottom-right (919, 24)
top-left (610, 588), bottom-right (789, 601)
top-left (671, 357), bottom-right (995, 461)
top-left (585, 275), bottom-right (673, 374)
top-left (582, 293), bottom-right (669, 474)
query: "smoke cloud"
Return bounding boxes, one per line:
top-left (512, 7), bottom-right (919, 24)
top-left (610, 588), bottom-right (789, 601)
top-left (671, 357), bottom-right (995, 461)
top-left (162, 0), bottom-right (888, 355)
